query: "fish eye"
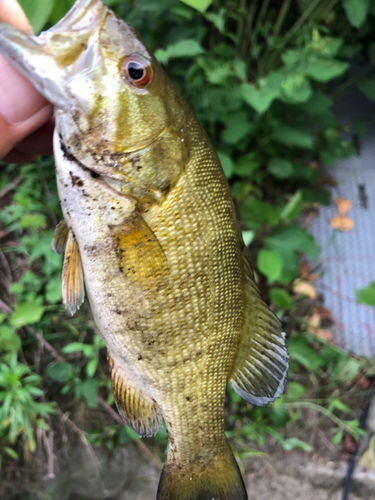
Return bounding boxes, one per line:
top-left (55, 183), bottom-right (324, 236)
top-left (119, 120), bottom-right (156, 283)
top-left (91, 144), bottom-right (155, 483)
top-left (121, 55), bottom-right (153, 88)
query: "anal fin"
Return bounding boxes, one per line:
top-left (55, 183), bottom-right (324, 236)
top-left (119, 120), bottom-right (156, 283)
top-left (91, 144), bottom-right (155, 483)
top-left (108, 353), bottom-right (162, 437)
top-left (62, 230), bottom-right (85, 316)
top-left (229, 248), bottom-right (289, 406)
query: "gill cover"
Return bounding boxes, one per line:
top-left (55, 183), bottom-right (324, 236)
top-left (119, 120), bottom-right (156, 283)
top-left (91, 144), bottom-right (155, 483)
top-left (0, 0), bottom-right (172, 166)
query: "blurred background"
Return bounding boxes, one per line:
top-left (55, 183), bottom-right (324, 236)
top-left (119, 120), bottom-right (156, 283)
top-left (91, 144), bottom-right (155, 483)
top-left (0, 0), bottom-right (374, 498)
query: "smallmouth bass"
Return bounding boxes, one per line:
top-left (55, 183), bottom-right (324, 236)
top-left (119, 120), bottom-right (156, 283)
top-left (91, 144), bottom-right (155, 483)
top-left (0, 1), bottom-right (289, 499)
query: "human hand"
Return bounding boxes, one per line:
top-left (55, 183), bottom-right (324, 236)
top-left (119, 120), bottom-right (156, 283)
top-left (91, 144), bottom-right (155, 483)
top-left (0, 0), bottom-right (54, 163)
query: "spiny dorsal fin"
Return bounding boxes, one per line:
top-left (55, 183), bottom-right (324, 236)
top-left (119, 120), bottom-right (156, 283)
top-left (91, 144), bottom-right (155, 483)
top-left (108, 352), bottom-right (162, 437)
top-left (112, 211), bottom-right (168, 287)
top-left (229, 249), bottom-right (289, 406)
top-left (62, 230), bottom-right (85, 316)
top-left (52, 220), bottom-right (69, 255)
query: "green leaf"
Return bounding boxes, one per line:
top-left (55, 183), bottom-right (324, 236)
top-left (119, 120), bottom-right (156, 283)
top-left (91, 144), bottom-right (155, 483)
top-left (258, 250), bottom-right (282, 283)
top-left (46, 277), bottom-right (62, 303)
top-left (269, 288), bottom-right (293, 310)
top-left (270, 399), bottom-right (290, 428)
top-left (0, 326), bottom-right (21, 352)
top-left (18, 0), bottom-right (56, 33)
top-left (289, 336), bottom-right (324, 371)
top-left (4, 447), bottom-right (18, 460)
top-left (119, 426), bottom-right (139, 444)
top-left (221, 112), bottom-right (254, 145)
top-left (305, 57), bottom-right (348, 82)
top-left (266, 225), bottom-right (319, 267)
top-left (217, 151), bottom-right (234, 178)
top-left (47, 362), bottom-right (74, 383)
top-left (358, 78), bottom-right (375, 100)
top-left (61, 342), bottom-right (86, 354)
top-left (272, 126), bottom-right (314, 148)
top-left (180, 0), bottom-right (213, 12)
top-left (241, 198), bottom-right (280, 229)
top-left (205, 12), bottom-right (225, 33)
top-left (287, 382), bottom-right (305, 399)
top-left (280, 190), bottom-right (303, 222)
top-left (75, 379), bottom-right (98, 408)
top-left (86, 358), bottom-right (98, 378)
top-left (282, 437), bottom-right (313, 452)
top-left (332, 429), bottom-right (343, 445)
top-left (343, 0), bottom-right (370, 28)
top-left (356, 282), bottom-right (375, 306)
top-left (280, 74), bottom-right (312, 103)
top-left (155, 40), bottom-right (204, 64)
top-left (268, 158), bottom-right (294, 179)
top-left (241, 73), bottom-right (283, 113)
top-left (301, 92), bottom-right (333, 115)
top-left (10, 302), bottom-right (44, 328)
top-left (233, 152), bottom-right (260, 177)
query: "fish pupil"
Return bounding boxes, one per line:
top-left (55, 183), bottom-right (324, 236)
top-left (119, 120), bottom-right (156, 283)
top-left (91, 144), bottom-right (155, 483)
top-left (128, 62), bottom-right (144, 80)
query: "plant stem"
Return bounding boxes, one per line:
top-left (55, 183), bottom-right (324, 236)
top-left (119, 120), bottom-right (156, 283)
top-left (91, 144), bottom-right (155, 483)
top-left (273, 0), bottom-right (292, 37)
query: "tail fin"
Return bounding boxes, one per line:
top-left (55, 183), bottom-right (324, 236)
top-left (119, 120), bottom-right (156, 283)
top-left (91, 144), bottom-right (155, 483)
top-left (157, 440), bottom-right (247, 500)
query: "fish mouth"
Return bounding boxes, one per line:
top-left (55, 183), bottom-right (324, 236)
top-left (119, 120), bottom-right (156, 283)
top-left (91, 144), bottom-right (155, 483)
top-left (0, 0), bottom-right (107, 109)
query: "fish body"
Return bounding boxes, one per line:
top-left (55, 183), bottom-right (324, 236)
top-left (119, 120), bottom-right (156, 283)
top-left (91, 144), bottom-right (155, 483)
top-left (0, 2), bottom-right (289, 499)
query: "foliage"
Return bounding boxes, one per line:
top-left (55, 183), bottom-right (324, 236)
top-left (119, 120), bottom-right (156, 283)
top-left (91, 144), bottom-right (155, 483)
top-left (356, 281), bottom-right (375, 307)
top-left (1, 0), bottom-right (374, 490)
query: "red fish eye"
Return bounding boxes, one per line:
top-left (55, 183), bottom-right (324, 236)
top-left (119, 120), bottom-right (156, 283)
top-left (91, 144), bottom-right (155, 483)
top-left (122, 56), bottom-right (153, 88)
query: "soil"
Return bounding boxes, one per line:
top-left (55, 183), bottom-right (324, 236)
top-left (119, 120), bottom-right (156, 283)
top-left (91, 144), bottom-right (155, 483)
top-left (35, 438), bottom-right (374, 500)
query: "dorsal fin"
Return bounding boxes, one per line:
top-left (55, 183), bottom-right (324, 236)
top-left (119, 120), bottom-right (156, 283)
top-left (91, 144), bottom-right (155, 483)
top-left (229, 248), bottom-right (289, 406)
top-left (52, 219), bottom-right (69, 254)
top-left (62, 230), bottom-right (85, 316)
top-left (108, 353), bottom-right (162, 437)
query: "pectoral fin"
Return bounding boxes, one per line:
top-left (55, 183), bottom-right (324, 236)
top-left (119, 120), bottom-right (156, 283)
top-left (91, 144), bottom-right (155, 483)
top-left (62, 230), bottom-right (85, 316)
top-left (113, 212), bottom-right (168, 285)
top-left (229, 249), bottom-right (289, 406)
top-left (108, 353), bottom-right (162, 437)
top-left (52, 220), bottom-right (69, 254)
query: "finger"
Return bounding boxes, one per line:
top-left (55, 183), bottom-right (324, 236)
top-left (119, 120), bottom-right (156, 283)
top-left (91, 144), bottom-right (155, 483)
top-left (0, 1), bottom-right (53, 161)
top-left (0, 0), bottom-right (32, 31)
top-left (0, 97), bottom-right (53, 159)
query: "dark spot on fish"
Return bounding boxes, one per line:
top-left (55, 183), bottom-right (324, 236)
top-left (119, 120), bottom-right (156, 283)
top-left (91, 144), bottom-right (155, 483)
top-left (186, 397), bottom-right (191, 402)
top-left (115, 309), bottom-right (122, 315)
top-left (144, 208), bottom-right (149, 213)
top-left (119, 266), bottom-right (124, 273)
top-left (137, 354), bottom-right (142, 360)
top-left (160, 179), bottom-right (171, 193)
top-left (90, 171), bottom-right (100, 179)
top-left (111, 206), bottom-right (116, 210)
top-left (69, 172), bottom-right (84, 187)
top-left (137, 165), bottom-right (143, 171)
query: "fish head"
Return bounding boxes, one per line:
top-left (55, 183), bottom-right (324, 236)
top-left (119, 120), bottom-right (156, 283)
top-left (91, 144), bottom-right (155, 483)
top-left (0, 0), bottom-right (189, 202)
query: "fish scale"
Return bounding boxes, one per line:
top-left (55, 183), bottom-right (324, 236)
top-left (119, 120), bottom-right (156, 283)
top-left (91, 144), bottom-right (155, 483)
top-left (0, 1), bottom-right (289, 498)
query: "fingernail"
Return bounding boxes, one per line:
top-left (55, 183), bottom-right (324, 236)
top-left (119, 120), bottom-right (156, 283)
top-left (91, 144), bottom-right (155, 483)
top-left (0, 55), bottom-right (49, 124)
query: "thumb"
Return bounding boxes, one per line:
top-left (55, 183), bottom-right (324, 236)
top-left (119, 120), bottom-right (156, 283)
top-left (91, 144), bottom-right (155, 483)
top-left (0, 0), bottom-right (53, 159)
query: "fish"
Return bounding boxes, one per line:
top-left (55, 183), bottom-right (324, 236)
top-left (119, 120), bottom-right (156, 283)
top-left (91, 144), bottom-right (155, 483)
top-left (0, 1), bottom-right (289, 498)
